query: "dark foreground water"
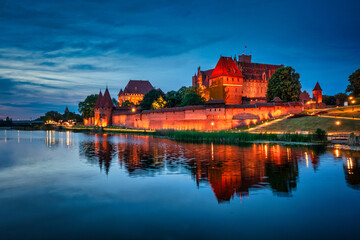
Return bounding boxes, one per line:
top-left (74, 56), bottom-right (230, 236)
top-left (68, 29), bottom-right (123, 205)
top-left (0, 130), bottom-right (359, 240)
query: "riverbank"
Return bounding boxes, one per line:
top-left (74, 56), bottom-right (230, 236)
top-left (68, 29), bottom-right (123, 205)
top-left (57, 125), bottom-right (327, 145)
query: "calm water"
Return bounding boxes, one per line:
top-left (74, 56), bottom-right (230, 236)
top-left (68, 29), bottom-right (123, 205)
top-left (0, 130), bottom-right (359, 240)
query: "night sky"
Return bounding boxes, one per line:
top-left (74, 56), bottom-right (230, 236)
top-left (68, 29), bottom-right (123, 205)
top-left (1, 0), bottom-right (359, 119)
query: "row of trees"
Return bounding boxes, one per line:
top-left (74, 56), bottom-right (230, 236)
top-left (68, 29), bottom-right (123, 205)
top-left (139, 86), bottom-right (205, 110)
top-left (36, 110), bottom-right (82, 122)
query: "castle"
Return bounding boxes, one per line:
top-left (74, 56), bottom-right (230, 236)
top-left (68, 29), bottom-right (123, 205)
top-left (84, 54), bottom-right (308, 130)
top-left (192, 54), bottom-right (282, 104)
top-left (118, 80), bottom-right (154, 105)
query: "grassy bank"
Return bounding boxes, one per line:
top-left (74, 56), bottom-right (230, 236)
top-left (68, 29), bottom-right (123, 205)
top-left (252, 116), bottom-right (360, 133)
top-left (60, 125), bottom-right (326, 144)
top-left (154, 130), bottom-right (325, 144)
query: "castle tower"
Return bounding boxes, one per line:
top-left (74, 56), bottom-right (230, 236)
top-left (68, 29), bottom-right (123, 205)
top-left (313, 82), bottom-right (323, 103)
top-left (99, 87), bottom-right (114, 127)
top-left (94, 90), bottom-right (103, 126)
top-left (209, 56), bottom-right (244, 105)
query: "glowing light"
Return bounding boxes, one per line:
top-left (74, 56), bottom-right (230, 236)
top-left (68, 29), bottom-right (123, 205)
top-left (349, 96), bottom-right (353, 100)
top-left (335, 121), bottom-right (341, 125)
top-left (211, 122), bottom-right (214, 126)
top-left (351, 100), bottom-right (356, 104)
top-left (132, 107), bottom-right (136, 112)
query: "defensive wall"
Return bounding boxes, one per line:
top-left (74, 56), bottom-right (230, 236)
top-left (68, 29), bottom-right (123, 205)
top-left (84, 102), bottom-right (303, 131)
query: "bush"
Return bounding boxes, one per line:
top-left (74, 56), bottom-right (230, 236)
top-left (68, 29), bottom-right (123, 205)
top-left (315, 128), bottom-right (327, 142)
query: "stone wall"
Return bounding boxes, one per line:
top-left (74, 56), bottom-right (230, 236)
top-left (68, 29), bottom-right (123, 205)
top-left (108, 103), bottom-right (303, 131)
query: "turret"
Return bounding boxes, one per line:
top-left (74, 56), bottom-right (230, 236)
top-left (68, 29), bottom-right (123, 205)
top-left (94, 90), bottom-right (103, 126)
top-left (99, 87), bottom-right (114, 127)
top-left (313, 82), bottom-right (323, 103)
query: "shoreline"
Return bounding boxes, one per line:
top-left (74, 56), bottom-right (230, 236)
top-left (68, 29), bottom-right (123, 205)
top-left (2, 125), bottom-right (334, 147)
top-left (4, 126), bottom-right (360, 150)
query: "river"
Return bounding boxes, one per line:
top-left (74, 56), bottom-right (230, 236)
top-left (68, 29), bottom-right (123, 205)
top-left (0, 130), bottom-right (359, 239)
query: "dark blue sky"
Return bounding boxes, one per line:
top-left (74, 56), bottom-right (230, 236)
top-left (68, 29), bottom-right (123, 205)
top-left (1, 0), bottom-right (359, 119)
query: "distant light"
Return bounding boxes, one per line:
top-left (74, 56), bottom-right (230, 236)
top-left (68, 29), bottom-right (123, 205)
top-left (335, 121), bottom-right (341, 125)
top-left (132, 107), bottom-right (136, 112)
top-left (351, 100), bottom-right (356, 104)
top-left (211, 122), bottom-right (214, 126)
top-left (349, 96), bottom-right (353, 100)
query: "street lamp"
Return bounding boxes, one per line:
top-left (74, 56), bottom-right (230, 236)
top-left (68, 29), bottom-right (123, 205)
top-left (211, 121), bottom-right (214, 131)
top-left (132, 107), bottom-right (136, 112)
top-left (335, 121), bottom-right (341, 126)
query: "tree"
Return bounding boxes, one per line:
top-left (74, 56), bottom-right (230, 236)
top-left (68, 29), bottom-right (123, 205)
top-left (78, 94), bottom-right (98, 118)
top-left (64, 111), bottom-right (83, 122)
top-left (112, 98), bottom-right (119, 107)
top-left (346, 69), bottom-right (360, 97)
top-left (121, 100), bottom-right (134, 107)
top-left (180, 92), bottom-right (205, 106)
top-left (44, 111), bottom-right (63, 122)
top-left (140, 89), bottom-right (165, 110)
top-left (266, 66), bottom-right (301, 102)
top-left (152, 96), bottom-right (167, 109)
top-left (165, 86), bottom-right (187, 108)
top-left (322, 95), bottom-right (336, 105)
top-left (334, 93), bottom-right (348, 105)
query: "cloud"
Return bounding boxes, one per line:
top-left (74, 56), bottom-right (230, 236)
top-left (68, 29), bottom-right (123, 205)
top-left (0, 0), bottom-right (359, 119)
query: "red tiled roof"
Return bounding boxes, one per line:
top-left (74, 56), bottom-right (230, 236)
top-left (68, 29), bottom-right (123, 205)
top-left (100, 88), bottom-right (114, 108)
top-left (313, 82), bottom-right (322, 91)
top-left (119, 80), bottom-right (154, 96)
top-left (239, 62), bottom-right (282, 80)
top-left (94, 90), bottom-right (103, 108)
top-left (210, 57), bottom-right (244, 78)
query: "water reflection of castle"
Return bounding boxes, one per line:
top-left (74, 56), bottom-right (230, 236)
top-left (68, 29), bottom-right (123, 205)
top-left (76, 134), bottom-right (360, 202)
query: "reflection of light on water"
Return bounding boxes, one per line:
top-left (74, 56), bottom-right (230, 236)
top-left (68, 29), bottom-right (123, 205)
top-left (335, 149), bottom-right (340, 158)
top-left (211, 142), bottom-right (214, 161)
top-left (347, 158), bottom-right (354, 174)
top-left (305, 152), bottom-right (309, 168)
top-left (264, 145), bottom-right (268, 159)
top-left (66, 131), bottom-right (70, 146)
top-left (46, 130), bottom-right (57, 146)
top-left (4, 130), bottom-right (6, 143)
top-left (287, 148), bottom-right (291, 161)
top-left (59, 132), bottom-right (63, 146)
top-left (18, 130), bottom-right (20, 143)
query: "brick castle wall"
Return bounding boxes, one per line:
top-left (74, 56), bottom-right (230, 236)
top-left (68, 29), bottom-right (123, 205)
top-left (84, 103), bottom-right (303, 130)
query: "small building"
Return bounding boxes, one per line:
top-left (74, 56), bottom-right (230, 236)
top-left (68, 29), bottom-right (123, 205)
top-left (313, 82), bottom-right (323, 103)
top-left (118, 80), bottom-right (154, 106)
top-left (300, 91), bottom-right (311, 104)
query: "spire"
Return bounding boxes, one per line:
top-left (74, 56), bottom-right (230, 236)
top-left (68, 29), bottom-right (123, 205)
top-left (65, 106), bottom-right (69, 113)
top-left (313, 82), bottom-right (322, 91)
top-left (94, 90), bottom-right (103, 108)
top-left (100, 87), bottom-right (114, 108)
